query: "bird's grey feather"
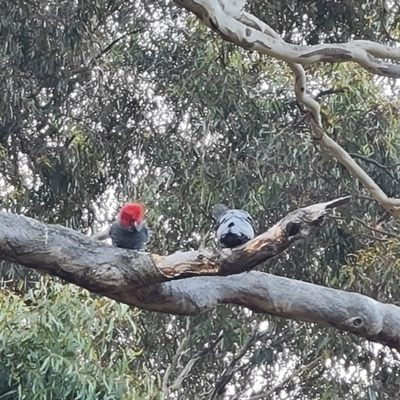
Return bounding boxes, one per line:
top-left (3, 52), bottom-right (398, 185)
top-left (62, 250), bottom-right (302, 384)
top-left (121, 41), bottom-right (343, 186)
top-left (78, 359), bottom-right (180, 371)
top-left (109, 221), bottom-right (149, 250)
top-left (213, 205), bottom-right (255, 248)
top-left (212, 204), bottom-right (230, 221)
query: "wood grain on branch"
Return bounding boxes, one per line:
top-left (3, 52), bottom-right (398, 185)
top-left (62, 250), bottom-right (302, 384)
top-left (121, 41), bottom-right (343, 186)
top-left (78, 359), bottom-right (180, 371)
top-left (2, 196), bottom-right (400, 351)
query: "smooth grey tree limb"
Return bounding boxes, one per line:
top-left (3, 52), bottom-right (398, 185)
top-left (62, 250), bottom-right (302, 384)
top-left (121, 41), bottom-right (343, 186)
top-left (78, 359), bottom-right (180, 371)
top-left (172, 0), bottom-right (400, 78)
top-left (2, 196), bottom-right (399, 350)
top-left (133, 273), bottom-right (400, 352)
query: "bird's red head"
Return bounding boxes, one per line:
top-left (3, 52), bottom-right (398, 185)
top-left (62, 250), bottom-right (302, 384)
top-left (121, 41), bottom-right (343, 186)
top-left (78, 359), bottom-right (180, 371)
top-left (118, 202), bottom-right (145, 227)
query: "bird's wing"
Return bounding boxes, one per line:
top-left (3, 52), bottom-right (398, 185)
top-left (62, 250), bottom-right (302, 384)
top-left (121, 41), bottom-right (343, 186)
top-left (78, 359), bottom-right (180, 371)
top-left (216, 210), bottom-right (255, 240)
top-left (233, 210), bottom-right (256, 228)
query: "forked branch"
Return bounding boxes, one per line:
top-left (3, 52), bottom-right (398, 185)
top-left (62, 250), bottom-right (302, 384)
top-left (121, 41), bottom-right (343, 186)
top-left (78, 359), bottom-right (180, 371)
top-left (172, 0), bottom-right (400, 219)
top-left (1, 196), bottom-right (400, 350)
top-left (0, 196), bottom-right (350, 292)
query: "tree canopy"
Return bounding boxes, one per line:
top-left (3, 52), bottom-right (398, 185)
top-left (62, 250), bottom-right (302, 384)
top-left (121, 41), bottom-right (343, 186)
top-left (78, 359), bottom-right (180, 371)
top-left (1, 0), bottom-right (400, 398)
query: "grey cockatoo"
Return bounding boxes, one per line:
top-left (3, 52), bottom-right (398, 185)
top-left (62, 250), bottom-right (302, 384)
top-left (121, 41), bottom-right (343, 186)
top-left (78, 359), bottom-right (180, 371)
top-left (212, 204), bottom-right (256, 248)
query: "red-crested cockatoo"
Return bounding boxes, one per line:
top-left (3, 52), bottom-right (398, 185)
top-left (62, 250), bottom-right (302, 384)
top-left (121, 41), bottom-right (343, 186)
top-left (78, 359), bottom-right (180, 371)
top-left (95, 202), bottom-right (150, 250)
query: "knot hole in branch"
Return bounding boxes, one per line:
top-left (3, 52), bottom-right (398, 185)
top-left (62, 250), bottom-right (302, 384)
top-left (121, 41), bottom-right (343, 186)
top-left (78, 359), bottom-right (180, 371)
top-left (348, 316), bottom-right (364, 329)
top-left (286, 222), bottom-right (300, 237)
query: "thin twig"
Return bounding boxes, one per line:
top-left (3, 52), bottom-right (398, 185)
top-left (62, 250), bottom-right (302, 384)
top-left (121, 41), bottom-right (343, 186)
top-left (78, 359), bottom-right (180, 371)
top-left (354, 217), bottom-right (400, 241)
top-left (170, 332), bottom-right (224, 391)
top-left (379, 0), bottom-right (400, 43)
top-left (348, 153), bottom-right (400, 182)
top-left (322, 233), bottom-right (386, 250)
top-left (94, 28), bottom-right (145, 60)
top-left (209, 323), bottom-right (262, 400)
top-left (162, 318), bottom-right (192, 397)
top-left (248, 355), bottom-right (323, 400)
top-left (315, 88), bottom-right (346, 100)
top-left (308, 115), bottom-right (400, 219)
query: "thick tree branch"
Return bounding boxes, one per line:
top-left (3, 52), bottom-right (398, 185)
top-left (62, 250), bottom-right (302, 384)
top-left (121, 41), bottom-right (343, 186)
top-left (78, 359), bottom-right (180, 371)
top-left (173, 0), bottom-right (400, 78)
top-left (1, 197), bottom-right (400, 351)
top-left (134, 272), bottom-right (400, 351)
top-left (241, 9), bottom-right (400, 219)
top-left (172, 0), bottom-right (400, 219)
top-left (1, 197), bottom-right (400, 350)
top-left (0, 196), bottom-right (349, 290)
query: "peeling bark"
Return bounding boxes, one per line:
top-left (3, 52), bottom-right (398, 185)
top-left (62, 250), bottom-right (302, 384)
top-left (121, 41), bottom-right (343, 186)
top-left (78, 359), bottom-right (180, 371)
top-left (2, 197), bottom-right (400, 351)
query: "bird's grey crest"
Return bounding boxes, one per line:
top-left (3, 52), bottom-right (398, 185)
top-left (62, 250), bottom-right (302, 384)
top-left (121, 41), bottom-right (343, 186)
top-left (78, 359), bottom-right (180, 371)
top-left (212, 204), bottom-right (229, 221)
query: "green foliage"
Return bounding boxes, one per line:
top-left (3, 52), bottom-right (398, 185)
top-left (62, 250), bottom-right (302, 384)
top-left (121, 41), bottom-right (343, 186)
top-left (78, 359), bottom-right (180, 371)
top-left (0, 278), bottom-right (160, 400)
top-left (1, 0), bottom-right (400, 398)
